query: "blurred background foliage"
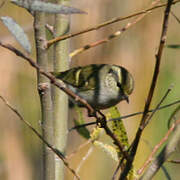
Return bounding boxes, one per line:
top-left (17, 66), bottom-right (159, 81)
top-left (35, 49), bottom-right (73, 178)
top-left (0, 0), bottom-right (180, 179)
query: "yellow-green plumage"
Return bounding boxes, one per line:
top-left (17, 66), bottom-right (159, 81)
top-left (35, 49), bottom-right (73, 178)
top-left (52, 64), bottom-right (134, 110)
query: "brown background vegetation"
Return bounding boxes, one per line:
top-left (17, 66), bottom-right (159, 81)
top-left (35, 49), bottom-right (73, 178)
top-left (0, 0), bottom-right (180, 179)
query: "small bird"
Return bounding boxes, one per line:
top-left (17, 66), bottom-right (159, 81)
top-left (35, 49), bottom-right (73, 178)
top-left (52, 64), bottom-right (134, 110)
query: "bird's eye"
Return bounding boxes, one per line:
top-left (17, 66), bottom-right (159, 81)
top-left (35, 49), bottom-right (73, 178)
top-left (117, 82), bottom-right (123, 91)
top-left (108, 69), bottom-right (113, 74)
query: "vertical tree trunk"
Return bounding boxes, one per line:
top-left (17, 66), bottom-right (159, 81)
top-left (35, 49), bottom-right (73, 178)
top-left (34, 11), bottom-right (55, 180)
top-left (53, 0), bottom-right (70, 179)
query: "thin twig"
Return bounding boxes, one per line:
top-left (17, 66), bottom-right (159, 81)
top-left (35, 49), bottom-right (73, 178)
top-left (0, 0), bottom-right (5, 8)
top-left (112, 86), bottom-right (172, 180)
top-left (144, 86), bottom-right (172, 127)
top-left (171, 11), bottom-right (180, 24)
top-left (0, 41), bottom-right (94, 115)
top-left (137, 120), bottom-right (180, 175)
top-left (70, 14), bottom-right (145, 57)
top-left (167, 105), bottom-right (180, 128)
top-left (47, 0), bottom-right (180, 48)
top-left (119, 1), bottom-right (174, 179)
top-left (67, 140), bottom-right (91, 160)
top-left (0, 95), bottom-right (80, 180)
top-left (69, 0), bottom-right (180, 57)
top-left (140, 119), bottom-right (180, 180)
top-left (168, 159), bottom-right (180, 164)
top-left (69, 99), bottom-right (180, 131)
top-left (70, 9), bottom-right (150, 57)
top-left (73, 146), bottom-right (94, 180)
top-left (112, 158), bottom-right (124, 180)
top-left (45, 24), bottom-right (55, 37)
top-left (142, 138), bottom-right (171, 179)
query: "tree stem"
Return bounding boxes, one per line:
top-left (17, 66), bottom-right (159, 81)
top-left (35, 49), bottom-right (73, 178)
top-left (53, 0), bottom-right (70, 179)
top-left (34, 11), bottom-right (55, 180)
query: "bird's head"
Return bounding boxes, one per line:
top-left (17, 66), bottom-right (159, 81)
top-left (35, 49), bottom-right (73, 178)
top-left (110, 65), bottom-right (134, 103)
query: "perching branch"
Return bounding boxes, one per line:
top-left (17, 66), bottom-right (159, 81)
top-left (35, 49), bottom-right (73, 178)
top-left (0, 41), bottom-right (94, 115)
top-left (0, 41), bottom-right (129, 163)
top-left (69, 99), bottom-right (180, 131)
top-left (98, 114), bottom-right (130, 161)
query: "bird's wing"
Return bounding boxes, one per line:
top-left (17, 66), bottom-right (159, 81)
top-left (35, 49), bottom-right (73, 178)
top-left (53, 64), bottom-right (106, 91)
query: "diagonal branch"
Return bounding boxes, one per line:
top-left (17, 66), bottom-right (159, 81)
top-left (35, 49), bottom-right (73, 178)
top-left (119, 0), bottom-right (174, 179)
top-left (69, 0), bottom-right (161, 57)
top-left (171, 11), bottom-right (180, 24)
top-left (0, 95), bottom-right (80, 180)
top-left (47, 0), bottom-right (180, 48)
top-left (143, 86), bottom-right (172, 127)
top-left (137, 120), bottom-right (180, 176)
top-left (0, 41), bottom-right (94, 115)
top-left (140, 119), bottom-right (180, 180)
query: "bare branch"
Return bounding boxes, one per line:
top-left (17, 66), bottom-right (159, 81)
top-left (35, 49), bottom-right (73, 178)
top-left (144, 86), bottom-right (173, 127)
top-left (67, 140), bottom-right (91, 160)
top-left (73, 146), bottom-right (94, 180)
top-left (69, 0), bottom-right (180, 57)
top-left (0, 0), bottom-right (6, 8)
top-left (119, 1), bottom-right (174, 179)
top-left (168, 159), bottom-right (180, 164)
top-left (171, 11), bottom-right (180, 24)
top-left (0, 95), bottom-right (80, 180)
top-left (140, 120), bottom-right (180, 180)
top-left (96, 112), bottom-right (131, 162)
top-left (69, 99), bottom-right (180, 131)
top-left (69, 6), bottom-right (151, 57)
top-left (112, 159), bottom-right (123, 180)
top-left (138, 120), bottom-right (179, 175)
top-left (47, 0), bottom-right (180, 48)
top-left (0, 41), bottom-right (94, 115)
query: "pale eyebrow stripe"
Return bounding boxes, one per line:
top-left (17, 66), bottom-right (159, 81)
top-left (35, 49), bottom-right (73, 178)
top-left (75, 69), bottom-right (81, 85)
top-left (118, 67), bottom-right (122, 83)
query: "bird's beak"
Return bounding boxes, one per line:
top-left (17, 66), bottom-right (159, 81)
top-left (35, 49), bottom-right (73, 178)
top-left (124, 95), bottom-right (129, 104)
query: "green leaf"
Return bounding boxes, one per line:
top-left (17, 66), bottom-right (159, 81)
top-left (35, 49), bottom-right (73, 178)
top-left (1, 16), bottom-right (31, 53)
top-left (108, 106), bottom-right (129, 151)
top-left (11, 0), bottom-right (87, 14)
top-left (74, 106), bottom-right (90, 139)
top-left (166, 44), bottom-right (180, 49)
